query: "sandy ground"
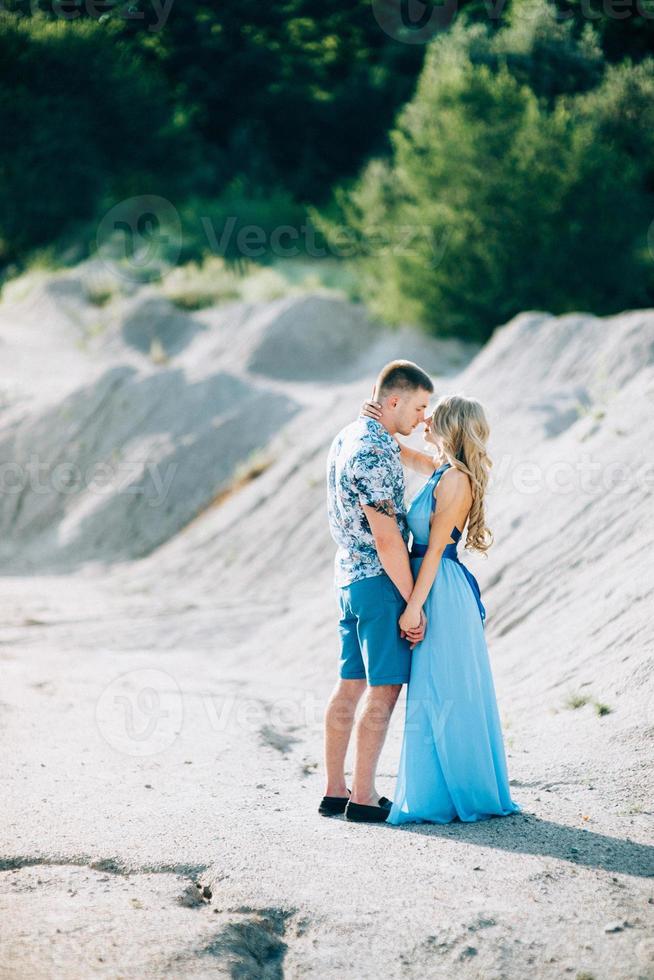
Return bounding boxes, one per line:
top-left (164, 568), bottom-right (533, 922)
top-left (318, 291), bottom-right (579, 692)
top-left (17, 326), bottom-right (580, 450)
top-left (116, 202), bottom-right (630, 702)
top-left (0, 265), bottom-right (653, 978)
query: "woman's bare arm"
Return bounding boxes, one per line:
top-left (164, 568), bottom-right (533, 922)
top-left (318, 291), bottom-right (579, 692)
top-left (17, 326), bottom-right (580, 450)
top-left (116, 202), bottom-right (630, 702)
top-left (397, 442), bottom-right (439, 476)
top-left (360, 399), bottom-right (437, 475)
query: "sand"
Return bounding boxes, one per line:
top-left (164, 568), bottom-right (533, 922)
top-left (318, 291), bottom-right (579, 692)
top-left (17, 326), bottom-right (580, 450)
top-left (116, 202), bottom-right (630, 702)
top-left (0, 263), bottom-right (652, 979)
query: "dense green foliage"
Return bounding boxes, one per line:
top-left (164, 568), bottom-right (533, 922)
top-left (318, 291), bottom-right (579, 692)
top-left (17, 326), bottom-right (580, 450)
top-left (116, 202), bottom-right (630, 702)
top-left (0, 2), bottom-right (425, 265)
top-left (552, 0), bottom-right (654, 62)
top-left (0, 13), bottom-right (199, 264)
top-left (1, 0), bottom-right (654, 337)
top-left (314, 4), bottom-right (654, 339)
top-left (120, 0), bottom-right (426, 202)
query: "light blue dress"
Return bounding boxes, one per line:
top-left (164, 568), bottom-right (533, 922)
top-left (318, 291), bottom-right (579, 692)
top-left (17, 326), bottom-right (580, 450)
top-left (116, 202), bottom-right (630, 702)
top-left (386, 463), bottom-right (521, 825)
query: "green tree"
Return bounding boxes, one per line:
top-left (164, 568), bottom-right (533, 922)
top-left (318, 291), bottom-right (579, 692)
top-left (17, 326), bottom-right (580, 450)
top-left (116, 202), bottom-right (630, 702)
top-left (314, 6), bottom-right (654, 340)
top-left (3, 1), bottom-right (427, 204)
top-left (0, 13), bottom-right (195, 264)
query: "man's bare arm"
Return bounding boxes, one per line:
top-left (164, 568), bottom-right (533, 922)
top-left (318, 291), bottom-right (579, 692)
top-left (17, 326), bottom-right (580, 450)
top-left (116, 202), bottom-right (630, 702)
top-left (362, 501), bottom-right (414, 601)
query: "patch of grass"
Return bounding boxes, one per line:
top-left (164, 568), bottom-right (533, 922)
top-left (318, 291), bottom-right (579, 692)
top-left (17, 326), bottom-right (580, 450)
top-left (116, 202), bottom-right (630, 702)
top-left (149, 338), bottom-right (169, 365)
top-left (24, 244), bottom-right (61, 273)
top-left (593, 701), bottom-right (612, 716)
top-left (168, 289), bottom-right (238, 311)
top-left (86, 284), bottom-right (114, 306)
top-left (261, 256), bottom-right (361, 301)
top-left (74, 320), bottom-right (107, 352)
top-left (190, 450), bottom-right (274, 526)
top-left (0, 266), bottom-right (50, 304)
top-left (233, 450), bottom-right (273, 485)
top-left (162, 256), bottom-right (246, 310)
top-left (565, 692), bottom-right (590, 710)
top-left (161, 253), bottom-right (360, 312)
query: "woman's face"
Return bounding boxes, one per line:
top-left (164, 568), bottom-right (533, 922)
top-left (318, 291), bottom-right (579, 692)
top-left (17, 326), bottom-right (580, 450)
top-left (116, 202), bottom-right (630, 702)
top-left (423, 416), bottom-right (441, 451)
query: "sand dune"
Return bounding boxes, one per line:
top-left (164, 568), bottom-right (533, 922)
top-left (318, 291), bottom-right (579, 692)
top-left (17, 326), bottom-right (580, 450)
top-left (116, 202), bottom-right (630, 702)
top-left (0, 265), bottom-right (652, 979)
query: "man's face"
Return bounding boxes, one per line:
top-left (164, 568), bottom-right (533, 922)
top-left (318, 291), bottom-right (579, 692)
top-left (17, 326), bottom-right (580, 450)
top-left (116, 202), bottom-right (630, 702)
top-left (392, 388), bottom-right (431, 437)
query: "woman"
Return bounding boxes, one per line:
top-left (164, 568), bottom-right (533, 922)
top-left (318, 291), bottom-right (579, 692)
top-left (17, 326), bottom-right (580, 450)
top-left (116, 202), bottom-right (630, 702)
top-left (362, 393), bottom-right (520, 825)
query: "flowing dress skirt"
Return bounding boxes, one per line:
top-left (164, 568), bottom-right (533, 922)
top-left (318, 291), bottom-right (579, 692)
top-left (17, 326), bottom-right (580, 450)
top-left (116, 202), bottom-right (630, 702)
top-left (386, 555), bottom-right (521, 825)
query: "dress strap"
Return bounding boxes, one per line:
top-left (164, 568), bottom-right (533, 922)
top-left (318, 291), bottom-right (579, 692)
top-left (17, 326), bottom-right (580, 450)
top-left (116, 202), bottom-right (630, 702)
top-left (430, 462), bottom-right (451, 512)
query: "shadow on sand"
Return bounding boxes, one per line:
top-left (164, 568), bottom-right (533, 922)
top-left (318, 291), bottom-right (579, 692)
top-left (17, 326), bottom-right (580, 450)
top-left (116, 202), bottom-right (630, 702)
top-left (391, 811), bottom-right (654, 878)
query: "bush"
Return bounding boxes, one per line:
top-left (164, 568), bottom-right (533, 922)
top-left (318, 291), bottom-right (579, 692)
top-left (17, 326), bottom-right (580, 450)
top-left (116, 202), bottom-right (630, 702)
top-left (0, 13), bottom-right (193, 264)
top-left (176, 178), bottom-right (314, 268)
top-left (314, 4), bottom-right (654, 341)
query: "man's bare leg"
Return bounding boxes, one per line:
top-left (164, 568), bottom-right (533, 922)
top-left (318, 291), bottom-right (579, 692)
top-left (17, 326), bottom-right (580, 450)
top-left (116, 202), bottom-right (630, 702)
top-left (350, 683), bottom-right (402, 805)
top-left (323, 678), bottom-right (367, 797)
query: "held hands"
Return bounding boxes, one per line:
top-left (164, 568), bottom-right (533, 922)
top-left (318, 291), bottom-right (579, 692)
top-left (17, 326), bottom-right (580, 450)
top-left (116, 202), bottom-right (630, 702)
top-left (399, 603), bottom-right (421, 634)
top-left (400, 606), bottom-right (427, 649)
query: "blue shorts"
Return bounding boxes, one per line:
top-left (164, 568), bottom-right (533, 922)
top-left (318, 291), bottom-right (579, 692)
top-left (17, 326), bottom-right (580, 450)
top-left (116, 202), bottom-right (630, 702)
top-left (336, 573), bottom-right (411, 686)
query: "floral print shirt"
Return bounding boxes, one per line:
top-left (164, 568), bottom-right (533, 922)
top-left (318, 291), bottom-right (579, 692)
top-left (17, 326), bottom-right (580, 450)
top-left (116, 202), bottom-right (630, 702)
top-left (326, 416), bottom-right (408, 587)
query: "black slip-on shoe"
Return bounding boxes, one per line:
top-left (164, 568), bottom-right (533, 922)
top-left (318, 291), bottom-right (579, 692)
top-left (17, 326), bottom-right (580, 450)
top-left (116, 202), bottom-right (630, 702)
top-left (344, 801), bottom-right (390, 823)
top-left (378, 796), bottom-right (393, 810)
top-left (318, 788), bottom-right (351, 816)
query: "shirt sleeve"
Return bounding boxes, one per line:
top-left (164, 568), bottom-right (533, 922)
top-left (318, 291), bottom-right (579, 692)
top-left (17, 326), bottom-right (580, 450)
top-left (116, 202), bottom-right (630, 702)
top-left (349, 447), bottom-right (397, 510)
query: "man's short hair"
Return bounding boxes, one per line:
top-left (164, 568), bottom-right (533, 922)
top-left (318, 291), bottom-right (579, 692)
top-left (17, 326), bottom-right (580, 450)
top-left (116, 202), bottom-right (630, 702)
top-left (375, 360), bottom-right (434, 399)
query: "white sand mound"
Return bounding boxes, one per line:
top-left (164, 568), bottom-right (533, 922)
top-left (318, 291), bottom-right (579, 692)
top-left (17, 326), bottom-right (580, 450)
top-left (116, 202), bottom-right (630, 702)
top-left (0, 365), bottom-right (299, 570)
top-left (1, 263), bottom-right (653, 979)
top-left (456, 309), bottom-right (654, 445)
top-left (246, 294), bottom-right (381, 380)
top-left (242, 294), bottom-right (474, 382)
top-left (0, 270), bottom-right (467, 572)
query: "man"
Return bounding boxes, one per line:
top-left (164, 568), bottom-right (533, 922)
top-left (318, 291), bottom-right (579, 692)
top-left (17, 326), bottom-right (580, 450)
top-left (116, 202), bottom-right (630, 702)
top-left (321, 360), bottom-right (434, 823)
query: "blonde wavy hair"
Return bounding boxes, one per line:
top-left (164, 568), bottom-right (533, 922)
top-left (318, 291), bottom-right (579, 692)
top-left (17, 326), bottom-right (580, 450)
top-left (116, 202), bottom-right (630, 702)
top-left (430, 395), bottom-right (494, 555)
